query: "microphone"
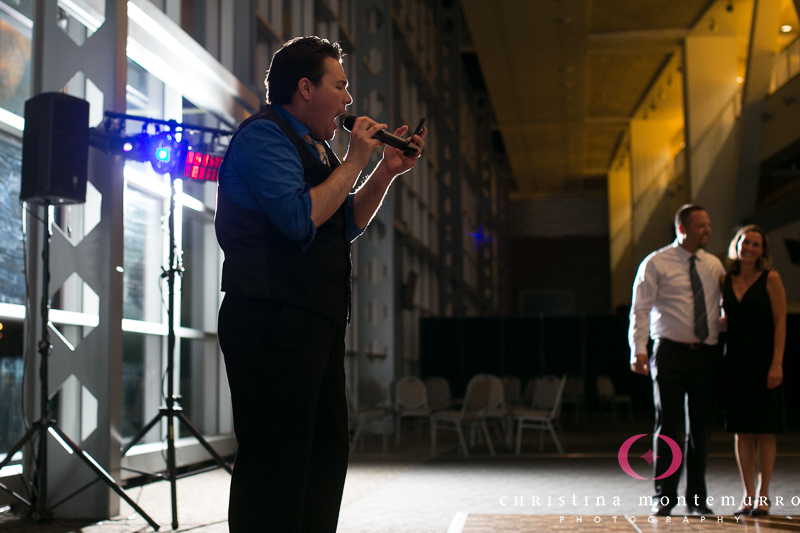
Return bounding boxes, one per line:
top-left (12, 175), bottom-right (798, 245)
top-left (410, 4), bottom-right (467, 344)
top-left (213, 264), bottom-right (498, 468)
top-left (342, 115), bottom-right (419, 154)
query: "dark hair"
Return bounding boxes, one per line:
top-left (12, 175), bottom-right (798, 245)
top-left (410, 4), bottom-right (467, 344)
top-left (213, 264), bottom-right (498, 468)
top-left (265, 36), bottom-right (343, 105)
top-left (674, 204), bottom-right (706, 235)
top-left (727, 224), bottom-right (772, 274)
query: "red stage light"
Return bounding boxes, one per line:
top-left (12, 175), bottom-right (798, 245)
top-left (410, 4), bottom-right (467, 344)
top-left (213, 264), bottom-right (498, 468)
top-left (180, 149), bottom-right (223, 181)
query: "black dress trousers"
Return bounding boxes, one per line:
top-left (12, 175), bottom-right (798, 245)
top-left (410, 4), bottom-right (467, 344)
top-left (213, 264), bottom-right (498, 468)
top-left (650, 339), bottom-right (721, 506)
top-left (218, 293), bottom-right (350, 533)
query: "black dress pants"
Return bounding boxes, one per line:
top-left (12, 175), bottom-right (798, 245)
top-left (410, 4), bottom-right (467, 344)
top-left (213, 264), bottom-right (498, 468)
top-left (218, 294), bottom-right (349, 533)
top-left (650, 339), bottom-right (720, 507)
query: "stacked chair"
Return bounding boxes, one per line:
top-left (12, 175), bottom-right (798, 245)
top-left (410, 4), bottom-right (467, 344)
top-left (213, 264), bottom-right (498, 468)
top-left (424, 376), bottom-right (454, 411)
top-left (483, 374), bottom-right (511, 449)
top-left (394, 376), bottom-right (433, 447)
top-left (349, 377), bottom-right (391, 454)
top-left (431, 374), bottom-right (496, 457)
top-left (512, 374), bottom-right (567, 454)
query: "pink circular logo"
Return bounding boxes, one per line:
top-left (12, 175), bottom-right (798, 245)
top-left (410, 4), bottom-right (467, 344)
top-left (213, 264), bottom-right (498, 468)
top-left (618, 434), bottom-right (682, 480)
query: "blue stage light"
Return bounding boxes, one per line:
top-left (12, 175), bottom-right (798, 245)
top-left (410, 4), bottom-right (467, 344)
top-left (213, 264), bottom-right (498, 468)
top-left (467, 223), bottom-right (494, 249)
top-left (150, 131), bottom-right (180, 174)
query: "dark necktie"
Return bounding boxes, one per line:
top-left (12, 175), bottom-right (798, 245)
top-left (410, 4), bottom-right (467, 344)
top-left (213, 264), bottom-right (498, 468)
top-left (303, 134), bottom-right (330, 166)
top-left (689, 255), bottom-right (709, 342)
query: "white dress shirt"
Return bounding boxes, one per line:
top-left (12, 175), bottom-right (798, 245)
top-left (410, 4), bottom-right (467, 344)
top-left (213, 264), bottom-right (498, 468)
top-left (629, 241), bottom-right (726, 360)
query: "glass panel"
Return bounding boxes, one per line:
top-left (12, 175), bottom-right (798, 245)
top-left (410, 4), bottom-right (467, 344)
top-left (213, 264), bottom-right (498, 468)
top-left (0, 130), bottom-right (24, 305)
top-left (121, 57), bottom-right (173, 445)
top-left (0, 0), bottom-right (33, 117)
top-left (127, 59), bottom-right (165, 119)
top-left (0, 0), bottom-right (32, 19)
top-left (0, 321), bottom-right (24, 457)
top-left (123, 186), bottom-right (165, 322)
top-left (178, 337), bottom-right (218, 437)
top-left (50, 271), bottom-right (99, 350)
top-left (122, 331), bottom-right (145, 439)
top-left (56, 0), bottom-right (105, 46)
top-left (179, 99), bottom-right (224, 333)
top-left (122, 331), bottom-right (164, 442)
top-left (180, 211), bottom-right (208, 330)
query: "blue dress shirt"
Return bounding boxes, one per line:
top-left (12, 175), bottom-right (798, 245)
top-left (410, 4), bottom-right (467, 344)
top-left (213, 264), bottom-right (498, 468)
top-left (219, 105), bottom-right (362, 251)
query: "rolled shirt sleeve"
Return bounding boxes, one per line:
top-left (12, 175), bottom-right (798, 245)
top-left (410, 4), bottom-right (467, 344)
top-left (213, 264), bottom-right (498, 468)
top-left (629, 254), bottom-right (658, 362)
top-left (220, 110), bottom-right (363, 250)
top-left (221, 120), bottom-right (316, 249)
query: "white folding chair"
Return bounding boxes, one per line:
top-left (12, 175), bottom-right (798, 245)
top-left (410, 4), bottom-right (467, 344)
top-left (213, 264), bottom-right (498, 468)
top-left (424, 376), bottom-right (453, 411)
top-left (482, 374), bottom-right (511, 449)
top-left (513, 374), bottom-right (567, 454)
top-left (521, 377), bottom-right (537, 408)
top-left (501, 375), bottom-right (522, 407)
top-left (431, 374), bottom-right (494, 457)
top-left (394, 376), bottom-right (433, 446)
top-left (350, 377), bottom-right (391, 454)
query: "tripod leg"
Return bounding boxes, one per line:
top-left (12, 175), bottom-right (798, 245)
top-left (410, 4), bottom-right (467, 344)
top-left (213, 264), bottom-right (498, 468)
top-left (0, 422), bottom-right (43, 471)
top-left (49, 426), bottom-right (160, 531)
top-left (0, 422), bottom-right (45, 509)
top-left (175, 412), bottom-right (233, 474)
top-left (121, 413), bottom-right (164, 457)
top-left (0, 479), bottom-right (32, 507)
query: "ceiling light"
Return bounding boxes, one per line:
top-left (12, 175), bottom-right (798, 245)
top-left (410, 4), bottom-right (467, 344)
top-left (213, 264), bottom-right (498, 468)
top-left (781, 25), bottom-right (793, 33)
top-left (736, 76), bottom-right (744, 83)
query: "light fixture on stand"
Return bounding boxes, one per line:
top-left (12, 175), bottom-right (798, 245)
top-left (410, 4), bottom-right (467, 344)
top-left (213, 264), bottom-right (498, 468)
top-left (101, 112), bottom-right (231, 530)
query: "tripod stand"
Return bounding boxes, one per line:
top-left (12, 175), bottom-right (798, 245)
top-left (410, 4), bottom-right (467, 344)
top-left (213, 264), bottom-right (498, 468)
top-left (120, 170), bottom-right (232, 530)
top-left (0, 201), bottom-right (160, 531)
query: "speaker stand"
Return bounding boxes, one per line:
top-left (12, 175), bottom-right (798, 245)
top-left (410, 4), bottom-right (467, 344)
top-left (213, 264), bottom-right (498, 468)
top-left (0, 201), bottom-right (159, 531)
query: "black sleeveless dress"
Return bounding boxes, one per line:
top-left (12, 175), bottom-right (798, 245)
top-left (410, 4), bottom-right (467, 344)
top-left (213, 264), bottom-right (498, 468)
top-left (722, 270), bottom-right (785, 433)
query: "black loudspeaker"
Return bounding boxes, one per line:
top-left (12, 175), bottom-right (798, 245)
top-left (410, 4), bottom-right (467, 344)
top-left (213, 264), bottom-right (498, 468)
top-left (20, 92), bottom-right (89, 205)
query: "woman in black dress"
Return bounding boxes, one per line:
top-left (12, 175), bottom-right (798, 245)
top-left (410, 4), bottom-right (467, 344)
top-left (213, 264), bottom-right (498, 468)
top-left (722, 225), bottom-right (787, 517)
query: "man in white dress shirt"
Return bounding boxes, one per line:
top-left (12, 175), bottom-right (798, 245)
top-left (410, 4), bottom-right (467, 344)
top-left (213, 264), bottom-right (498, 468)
top-left (629, 204), bottom-right (726, 516)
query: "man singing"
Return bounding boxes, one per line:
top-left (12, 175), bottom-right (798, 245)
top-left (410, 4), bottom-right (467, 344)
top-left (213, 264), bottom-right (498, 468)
top-left (629, 204), bottom-right (725, 516)
top-left (215, 36), bottom-right (426, 532)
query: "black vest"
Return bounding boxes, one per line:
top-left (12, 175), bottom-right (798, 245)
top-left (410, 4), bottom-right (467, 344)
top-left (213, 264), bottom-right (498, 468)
top-left (214, 106), bottom-right (351, 323)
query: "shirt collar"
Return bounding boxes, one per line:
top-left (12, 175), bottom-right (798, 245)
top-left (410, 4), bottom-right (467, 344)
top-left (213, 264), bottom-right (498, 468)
top-left (272, 105), bottom-right (312, 140)
top-left (672, 240), bottom-right (703, 262)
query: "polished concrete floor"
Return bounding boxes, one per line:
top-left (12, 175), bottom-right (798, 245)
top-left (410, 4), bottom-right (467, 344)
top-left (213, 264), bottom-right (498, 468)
top-left (1, 418), bottom-right (798, 532)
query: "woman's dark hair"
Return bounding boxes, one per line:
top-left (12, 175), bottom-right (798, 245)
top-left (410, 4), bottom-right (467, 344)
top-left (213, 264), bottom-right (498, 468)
top-left (265, 36), bottom-right (343, 105)
top-left (674, 203), bottom-right (706, 235)
top-left (727, 224), bottom-right (772, 274)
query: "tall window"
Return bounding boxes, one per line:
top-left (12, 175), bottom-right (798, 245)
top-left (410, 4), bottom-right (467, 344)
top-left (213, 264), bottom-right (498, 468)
top-left (0, 130), bottom-right (24, 459)
top-left (121, 58), bottom-right (228, 445)
top-left (0, 0), bottom-right (30, 460)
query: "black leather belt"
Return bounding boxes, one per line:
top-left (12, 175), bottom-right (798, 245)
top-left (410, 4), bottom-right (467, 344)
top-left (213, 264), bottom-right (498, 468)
top-left (659, 338), bottom-right (712, 351)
